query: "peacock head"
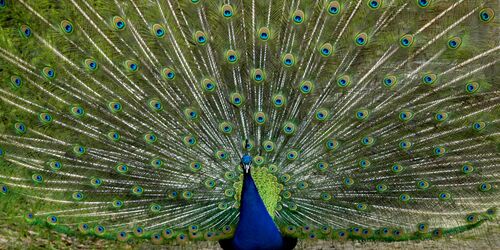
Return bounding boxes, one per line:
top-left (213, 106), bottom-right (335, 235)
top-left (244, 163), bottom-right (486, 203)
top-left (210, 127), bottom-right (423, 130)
top-left (241, 154), bottom-right (252, 173)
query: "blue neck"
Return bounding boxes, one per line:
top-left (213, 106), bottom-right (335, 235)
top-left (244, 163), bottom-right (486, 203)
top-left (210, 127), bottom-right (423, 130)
top-left (231, 171), bottom-right (284, 250)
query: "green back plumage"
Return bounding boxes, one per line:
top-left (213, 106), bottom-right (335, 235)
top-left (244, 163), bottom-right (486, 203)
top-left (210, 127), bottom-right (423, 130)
top-left (0, 0), bottom-right (498, 245)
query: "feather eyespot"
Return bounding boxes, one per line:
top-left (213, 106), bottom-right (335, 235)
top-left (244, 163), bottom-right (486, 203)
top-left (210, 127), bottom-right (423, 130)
top-left (399, 140), bottom-right (412, 150)
top-left (343, 177), bottom-right (354, 187)
top-left (283, 121), bottom-right (297, 135)
top-left (226, 50), bottom-right (238, 63)
top-left (131, 185), bottom-right (144, 195)
top-left (434, 111), bottom-right (448, 122)
top-left (272, 94), bottom-right (286, 108)
top-left (466, 213), bottom-right (479, 223)
top-left (356, 203), bottom-right (368, 211)
top-left (479, 182), bottom-right (492, 192)
top-left (79, 223), bottom-right (90, 233)
top-left (150, 158), bottom-right (164, 168)
top-left (422, 73), bottom-right (437, 85)
top-left (70, 105), bottom-right (85, 117)
top-left (116, 163), bottom-right (129, 174)
top-left (184, 107), bottom-right (199, 121)
top-left (9, 75), bottom-right (22, 90)
top-left (144, 132), bottom-right (158, 144)
top-left (433, 146), bottom-right (446, 157)
top-left (367, 0), bottom-right (382, 9)
top-left (151, 23), bottom-right (166, 38)
top-left (182, 191), bottom-right (193, 200)
top-left (47, 215), bottom-right (58, 225)
top-left (447, 37), bottom-right (462, 49)
top-left (219, 121), bottom-right (234, 134)
top-left (94, 225), bottom-right (105, 235)
top-left (254, 111), bottom-right (267, 125)
top-left (124, 60), bottom-right (139, 72)
top-left (163, 228), bottom-right (174, 239)
top-left (161, 67), bottom-right (175, 80)
top-left (38, 112), bottom-right (53, 124)
top-left (319, 43), bottom-right (333, 57)
top-left (258, 27), bottom-right (270, 41)
top-left (399, 110), bottom-right (414, 122)
top-left (299, 80), bottom-right (314, 94)
top-left (325, 139), bottom-right (339, 151)
top-left (355, 32), bottom-right (368, 46)
top-left (316, 162), bottom-right (329, 172)
top-left (461, 163), bottom-right (474, 174)
top-left (117, 231), bottom-right (128, 241)
top-left (438, 192), bottom-right (451, 200)
top-left (383, 75), bottom-right (397, 88)
top-left (194, 31), bottom-right (207, 45)
top-left (73, 145), bottom-right (86, 156)
top-left (360, 136), bottom-right (375, 146)
top-left (19, 24), bottom-right (32, 38)
top-left (229, 93), bottom-right (244, 107)
top-left (337, 75), bottom-right (351, 87)
top-left (113, 199), bottom-right (124, 208)
top-left (355, 109), bottom-right (369, 120)
top-left (112, 16), bottom-right (126, 30)
top-left (204, 178), bottom-right (216, 189)
top-left (399, 193), bottom-right (411, 202)
top-left (91, 178), bottom-right (102, 187)
top-left (183, 134), bottom-right (197, 146)
top-left (417, 0), bottom-right (431, 8)
top-left (417, 223), bottom-right (429, 233)
top-left (84, 58), bottom-right (98, 71)
top-left (107, 131), bottom-right (120, 141)
top-left (320, 192), bottom-right (332, 201)
top-left (42, 67), bottom-right (56, 80)
top-left (327, 1), bottom-right (341, 15)
top-left (479, 8), bottom-right (494, 22)
top-left (215, 150), bottom-right (229, 160)
top-left (358, 158), bottom-right (370, 169)
top-left (417, 180), bottom-right (430, 189)
top-left (399, 34), bottom-right (414, 48)
top-left (32, 174), bottom-right (43, 183)
top-left (286, 150), bottom-right (299, 161)
top-left (48, 160), bottom-right (62, 171)
top-left (252, 69), bottom-right (265, 83)
top-left (14, 122), bottom-right (27, 135)
top-left (108, 101), bottom-right (122, 113)
top-left (472, 121), bottom-right (486, 132)
top-left (190, 161), bottom-right (202, 172)
top-left (282, 53), bottom-right (296, 67)
top-left (376, 183), bottom-right (387, 192)
top-left (262, 140), bottom-right (275, 152)
top-left (391, 163), bottom-right (403, 173)
top-left (465, 81), bottom-right (480, 93)
top-left (148, 98), bottom-right (163, 111)
top-left (60, 20), bottom-right (74, 34)
top-left (292, 10), bottom-right (305, 24)
top-left (72, 191), bottom-right (84, 201)
top-left (315, 108), bottom-right (329, 121)
top-left (221, 4), bottom-right (234, 18)
top-left (201, 78), bottom-right (217, 92)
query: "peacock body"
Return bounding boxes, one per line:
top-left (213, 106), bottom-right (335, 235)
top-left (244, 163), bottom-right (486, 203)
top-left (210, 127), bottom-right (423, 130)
top-left (0, 0), bottom-right (498, 248)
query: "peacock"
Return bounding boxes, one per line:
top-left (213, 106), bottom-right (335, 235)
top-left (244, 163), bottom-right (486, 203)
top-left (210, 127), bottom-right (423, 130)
top-left (0, 0), bottom-right (498, 249)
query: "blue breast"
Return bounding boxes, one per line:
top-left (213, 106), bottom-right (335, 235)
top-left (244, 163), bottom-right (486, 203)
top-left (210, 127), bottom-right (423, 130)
top-left (231, 173), bottom-right (284, 250)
